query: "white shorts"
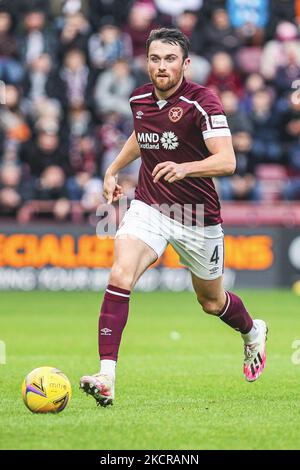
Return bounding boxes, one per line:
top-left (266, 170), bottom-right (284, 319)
top-left (116, 200), bottom-right (224, 280)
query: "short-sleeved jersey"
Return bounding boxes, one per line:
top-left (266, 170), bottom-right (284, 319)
top-left (129, 78), bottom-right (231, 226)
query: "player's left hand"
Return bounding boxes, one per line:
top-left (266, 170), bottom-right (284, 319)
top-left (152, 161), bottom-right (188, 184)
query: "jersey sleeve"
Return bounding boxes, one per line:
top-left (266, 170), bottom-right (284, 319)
top-left (193, 89), bottom-right (231, 141)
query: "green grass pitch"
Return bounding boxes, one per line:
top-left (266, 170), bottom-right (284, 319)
top-left (0, 289), bottom-right (299, 450)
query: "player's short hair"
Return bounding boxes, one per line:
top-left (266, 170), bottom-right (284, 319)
top-left (146, 28), bottom-right (190, 61)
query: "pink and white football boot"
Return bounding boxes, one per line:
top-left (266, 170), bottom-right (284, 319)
top-left (243, 319), bottom-right (268, 382)
top-left (79, 374), bottom-right (114, 407)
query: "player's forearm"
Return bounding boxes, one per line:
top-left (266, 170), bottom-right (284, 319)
top-left (106, 132), bottom-right (140, 176)
top-left (184, 152), bottom-right (236, 177)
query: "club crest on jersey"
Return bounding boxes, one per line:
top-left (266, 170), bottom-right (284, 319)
top-left (168, 107), bottom-right (183, 123)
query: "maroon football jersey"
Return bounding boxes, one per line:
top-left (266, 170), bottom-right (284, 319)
top-left (129, 77), bottom-right (231, 226)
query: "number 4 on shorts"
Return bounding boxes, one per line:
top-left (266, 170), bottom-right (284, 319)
top-left (210, 245), bottom-right (219, 264)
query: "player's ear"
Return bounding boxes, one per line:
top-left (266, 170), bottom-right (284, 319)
top-left (183, 58), bottom-right (190, 71)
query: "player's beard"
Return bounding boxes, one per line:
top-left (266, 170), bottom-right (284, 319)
top-left (151, 70), bottom-right (183, 93)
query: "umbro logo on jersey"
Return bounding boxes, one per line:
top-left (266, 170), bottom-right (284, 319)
top-left (137, 132), bottom-right (179, 150)
top-left (136, 110), bottom-right (144, 119)
top-left (100, 328), bottom-right (112, 336)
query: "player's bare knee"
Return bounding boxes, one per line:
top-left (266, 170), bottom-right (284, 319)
top-left (109, 264), bottom-right (135, 290)
top-left (197, 297), bottom-right (221, 316)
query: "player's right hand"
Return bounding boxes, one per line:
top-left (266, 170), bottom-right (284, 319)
top-left (103, 172), bottom-right (124, 204)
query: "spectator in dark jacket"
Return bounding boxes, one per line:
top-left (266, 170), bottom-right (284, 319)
top-left (18, 8), bottom-right (58, 66)
top-left (280, 92), bottom-right (300, 145)
top-left (240, 72), bottom-right (266, 114)
top-left (0, 8), bottom-right (24, 84)
top-left (218, 131), bottom-right (261, 201)
top-left (22, 53), bottom-right (67, 107)
top-left (250, 88), bottom-right (282, 163)
top-left (0, 163), bottom-right (34, 215)
top-left (35, 165), bottom-right (71, 220)
top-left (200, 8), bottom-right (241, 59)
top-left (20, 130), bottom-right (69, 177)
top-left (279, 92), bottom-right (300, 200)
top-left (60, 48), bottom-right (93, 108)
top-left (66, 103), bottom-right (99, 175)
top-left (220, 90), bottom-right (253, 134)
top-left (59, 11), bottom-right (91, 60)
top-left (274, 48), bottom-right (300, 97)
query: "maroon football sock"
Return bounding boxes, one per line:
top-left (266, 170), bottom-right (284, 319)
top-left (218, 291), bottom-right (253, 334)
top-left (98, 284), bottom-right (130, 361)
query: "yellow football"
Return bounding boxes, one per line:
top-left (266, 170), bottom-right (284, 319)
top-left (22, 366), bottom-right (72, 413)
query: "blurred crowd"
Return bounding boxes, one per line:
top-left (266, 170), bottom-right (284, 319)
top-left (0, 0), bottom-right (300, 222)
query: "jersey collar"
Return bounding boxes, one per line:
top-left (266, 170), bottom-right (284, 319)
top-left (152, 77), bottom-right (188, 107)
